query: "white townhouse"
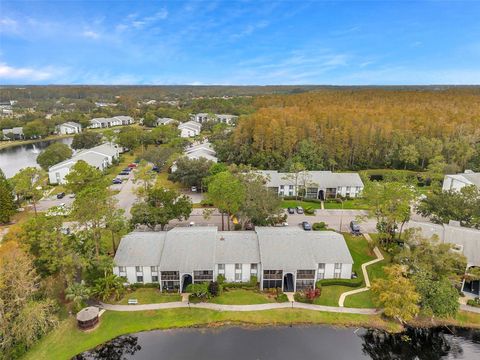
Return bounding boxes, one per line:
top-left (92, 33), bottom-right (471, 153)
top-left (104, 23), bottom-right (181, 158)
top-left (257, 170), bottom-right (364, 200)
top-left (57, 122), bottom-right (82, 135)
top-left (2, 127), bottom-right (24, 140)
top-left (442, 170), bottom-right (480, 192)
top-left (171, 141), bottom-right (218, 172)
top-left (89, 115), bottom-right (134, 129)
top-left (113, 226), bottom-right (353, 293)
top-left (48, 143), bottom-right (120, 184)
top-left (178, 120), bottom-right (201, 138)
top-left (156, 117), bottom-right (178, 126)
top-left (191, 113), bottom-right (238, 125)
top-left (404, 220), bottom-right (480, 298)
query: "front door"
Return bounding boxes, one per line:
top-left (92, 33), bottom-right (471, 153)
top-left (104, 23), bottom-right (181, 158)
top-left (283, 273), bottom-right (294, 292)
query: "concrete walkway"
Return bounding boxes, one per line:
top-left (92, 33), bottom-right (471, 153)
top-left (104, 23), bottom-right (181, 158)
top-left (338, 233), bottom-right (384, 307)
top-left (100, 300), bottom-right (379, 315)
top-left (460, 304), bottom-right (480, 314)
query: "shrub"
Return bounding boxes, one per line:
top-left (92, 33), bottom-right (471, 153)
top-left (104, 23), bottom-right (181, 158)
top-left (304, 287), bottom-right (321, 302)
top-left (186, 283), bottom-right (210, 300)
top-left (276, 293), bottom-right (289, 303)
top-left (234, 223), bottom-right (242, 231)
top-left (217, 274), bottom-right (225, 285)
top-left (223, 282), bottom-right (257, 290)
top-left (467, 298), bottom-right (480, 308)
top-left (250, 275), bottom-right (258, 286)
top-left (316, 278), bottom-right (363, 288)
top-left (200, 199), bottom-right (214, 207)
top-left (208, 281), bottom-right (222, 297)
top-left (312, 222), bottom-right (328, 231)
top-left (304, 206), bottom-right (315, 215)
top-left (294, 292), bottom-right (306, 302)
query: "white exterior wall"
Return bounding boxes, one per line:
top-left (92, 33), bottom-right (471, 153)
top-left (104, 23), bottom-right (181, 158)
top-left (180, 128), bottom-right (199, 138)
top-left (48, 166), bottom-right (71, 184)
top-left (241, 263), bottom-right (251, 282)
top-left (58, 125), bottom-right (81, 134)
top-left (215, 263), bottom-right (256, 282)
top-left (442, 176), bottom-right (471, 192)
top-left (341, 263), bottom-right (352, 279)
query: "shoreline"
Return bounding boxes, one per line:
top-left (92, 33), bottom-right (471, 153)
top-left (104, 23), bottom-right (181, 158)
top-left (0, 134), bottom-right (74, 151)
top-left (23, 308), bottom-right (480, 360)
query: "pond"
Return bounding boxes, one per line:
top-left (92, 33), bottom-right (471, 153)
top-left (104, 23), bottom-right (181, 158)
top-left (74, 326), bottom-right (480, 359)
top-left (0, 137), bottom-right (73, 178)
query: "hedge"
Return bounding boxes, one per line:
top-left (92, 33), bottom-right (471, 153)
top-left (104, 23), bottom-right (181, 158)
top-left (316, 278), bottom-right (363, 288)
top-left (467, 298), bottom-right (480, 308)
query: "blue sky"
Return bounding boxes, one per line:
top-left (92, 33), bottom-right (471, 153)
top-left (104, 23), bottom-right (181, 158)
top-left (1, 0), bottom-right (480, 85)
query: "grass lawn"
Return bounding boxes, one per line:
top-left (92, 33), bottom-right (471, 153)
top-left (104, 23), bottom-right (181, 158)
top-left (314, 285), bottom-right (352, 306)
top-left (323, 198), bottom-right (370, 210)
top-left (156, 172), bottom-right (182, 189)
top-left (23, 308), bottom-right (401, 360)
top-left (116, 288), bottom-right (181, 305)
top-left (209, 289), bottom-right (275, 305)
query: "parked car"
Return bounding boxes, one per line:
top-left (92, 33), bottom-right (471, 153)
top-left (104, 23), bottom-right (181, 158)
top-left (191, 186), bottom-right (197, 192)
top-left (350, 221), bottom-right (361, 235)
top-left (112, 178), bottom-right (122, 184)
top-left (128, 163), bottom-right (137, 168)
top-left (122, 167), bottom-right (132, 172)
top-left (301, 221), bottom-right (312, 231)
top-left (119, 171), bottom-right (130, 176)
top-left (287, 207), bottom-right (295, 214)
top-left (152, 165), bottom-right (160, 173)
top-left (68, 193), bottom-right (76, 198)
top-left (296, 206), bottom-right (304, 214)
top-left (56, 192), bottom-right (65, 199)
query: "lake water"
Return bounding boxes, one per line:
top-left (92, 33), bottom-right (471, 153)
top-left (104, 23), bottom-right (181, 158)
top-left (74, 326), bottom-right (480, 360)
top-left (0, 137), bottom-right (73, 178)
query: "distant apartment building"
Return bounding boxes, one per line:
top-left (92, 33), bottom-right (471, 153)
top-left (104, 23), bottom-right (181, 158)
top-left (2, 127), bottom-right (24, 140)
top-left (178, 120), bottom-right (201, 138)
top-left (57, 122), bottom-right (82, 135)
top-left (89, 116), bottom-right (134, 129)
top-left (191, 113), bottom-right (238, 125)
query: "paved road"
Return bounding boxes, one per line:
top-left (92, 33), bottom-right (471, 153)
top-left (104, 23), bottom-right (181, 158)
top-left (112, 172), bottom-right (137, 219)
top-left (37, 195), bottom-right (74, 211)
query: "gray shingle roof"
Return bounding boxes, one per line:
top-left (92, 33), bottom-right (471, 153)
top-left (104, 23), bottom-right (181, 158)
top-left (215, 232), bottom-right (260, 264)
top-left (178, 121), bottom-right (201, 131)
top-left (257, 170), bottom-right (364, 188)
top-left (160, 227), bottom-right (216, 272)
top-left (256, 227), bottom-right (353, 272)
top-left (114, 232), bottom-right (166, 266)
top-left (61, 122), bottom-right (81, 128)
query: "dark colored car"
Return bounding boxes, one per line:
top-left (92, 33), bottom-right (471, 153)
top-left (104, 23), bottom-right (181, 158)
top-left (152, 165), bottom-right (160, 173)
top-left (350, 221), bottom-right (361, 235)
top-left (112, 178), bottom-right (122, 184)
top-left (56, 192), bottom-right (65, 199)
top-left (302, 221), bottom-right (312, 231)
top-left (128, 163), bottom-right (137, 168)
top-left (296, 206), bottom-right (304, 214)
top-left (122, 167), bottom-right (132, 172)
top-left (287, 207), bottom-right (295, 214)
top-left (119, 171), bottom-right (130, 176)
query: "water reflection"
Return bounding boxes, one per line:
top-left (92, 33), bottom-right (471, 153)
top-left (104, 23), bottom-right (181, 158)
top-left (360, 327), bottom-right (472, 359)
top-left (74, 326), bottom-right (480, 360)
top-left (73, 335), bottom-right (141, 360)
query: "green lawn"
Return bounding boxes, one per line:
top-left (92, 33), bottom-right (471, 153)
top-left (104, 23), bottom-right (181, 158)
top-left (323, 199), bottom-right (370, 210)
top-left (116, 288), bottom-right (181, 305)
top-left (156, 172), bottom-right (182, 189)
top-left (209, 289), bottom-right (275, 305)
top-left (23, 308), bottom-right (400, 360)
top-left (314, 285), bottom-right (352, 306)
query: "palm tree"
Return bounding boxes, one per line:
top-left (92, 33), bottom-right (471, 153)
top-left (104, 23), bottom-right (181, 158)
top-left (66, 282), bottom-right (91, 311)
top-left (92, 274), bottom-right (125, 302)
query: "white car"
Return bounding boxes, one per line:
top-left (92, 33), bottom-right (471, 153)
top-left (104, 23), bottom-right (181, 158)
top-left (191, 186), bottom-right (197, 192)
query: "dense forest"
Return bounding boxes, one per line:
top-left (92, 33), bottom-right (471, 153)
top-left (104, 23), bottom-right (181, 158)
top-left (216, 89), bottom-right (480, 172)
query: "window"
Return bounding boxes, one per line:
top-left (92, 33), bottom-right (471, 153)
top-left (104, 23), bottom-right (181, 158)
top-left (334, 272), bottom-right (341, 279)
top-left (280, 185), bottom-right (284, 190)
top-left (334, 263), bottom-right (342, 272)
top-left (318, 263), bottom-right (325, 271)
top-left (152, 275), bottom-right (158, 282)
top-left (135, 266), bottom-right (143, 273)
top-left (317, 272), bottom-right (325, 280)
top-left (118, 266), bottom-right (126, 273)
top-left (235, 263), bottom-right (242, 271)
top-left (297, 270), bottom-right (315, 279)
top-left (235, 273), bottom-right (242, 281)
top-left (136, 275), bottom-right (144, 283)
top-left (218, 264), bottom-right (225, 273)
top-left (251, 264), bottom-right (257, 273)
top-left (151, 266), bottom-right (158, 273)
top-left (356, 186), bottom-right (362, 193)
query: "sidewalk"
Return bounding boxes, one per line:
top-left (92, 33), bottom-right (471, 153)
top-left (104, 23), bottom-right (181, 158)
top-left (100, 300), bottom-right (379, 315)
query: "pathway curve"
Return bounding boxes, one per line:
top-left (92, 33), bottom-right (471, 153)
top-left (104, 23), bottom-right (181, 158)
top-left (338, 233), bottom-right (384, 307)
top-left (460, 304), bottom-right (480, 314)
top-left (100, 300), bottom-right (379, 315)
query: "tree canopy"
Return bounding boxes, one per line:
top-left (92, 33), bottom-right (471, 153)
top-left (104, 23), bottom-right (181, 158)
top-left (71, 131), bottom-right (103, 150)
top-left (36, 142), bottom-right (72, 170)
top-left (0, 168), bottom-right (16, 224)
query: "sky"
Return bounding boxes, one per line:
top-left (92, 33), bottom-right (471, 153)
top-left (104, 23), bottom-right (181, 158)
top-left (0, 0), bottom-right (480, 85)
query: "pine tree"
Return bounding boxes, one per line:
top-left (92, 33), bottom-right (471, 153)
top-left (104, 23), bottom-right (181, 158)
top-left (0, 168), bottom-right (16, 224)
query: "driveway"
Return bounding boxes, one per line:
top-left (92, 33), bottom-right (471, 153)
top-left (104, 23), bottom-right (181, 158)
top-left (37, 195), bottom-right (74, 211)
top-left (112, 172), bottom-right (138, 219)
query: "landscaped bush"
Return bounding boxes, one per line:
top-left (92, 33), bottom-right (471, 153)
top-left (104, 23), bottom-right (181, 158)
top-left (304, 206), bottom-right (315, 215)
top-left (186, 283), bottom-right (210, 300)
top-left (250, 275), bottom-right (258, 286)
top-left (316, 278), bottom-right (363, 288)
top-left (200, 199), bottom-right (214, 207)
top-left (223, 282), bottom-right (257, 290)
top-left (467, 298), bottom-right (480, 308)
top-left (217, 274), bottom-right (225, 285)
top-left (312, 222), bottom-right (328, 231)
top-left (208, 281), bottom-right (222, 297)
top-left (276, 293), bottom-right (289, 302)
top-left (294, 288), bottom-right (321, 303)
top-left (234, 223), bottom-right (242, 230)
top-left (129, 282), bottom-right (159, 291)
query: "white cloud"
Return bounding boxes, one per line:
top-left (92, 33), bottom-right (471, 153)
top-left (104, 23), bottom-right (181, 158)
top-left (116, 8), bottom-right (168, 31)
top-left (0, 17), bottom-right (19, 34)
top-left (0, 62), bottom-right (55, 81)
top-left (82, 30), bottom-right (100, 39)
